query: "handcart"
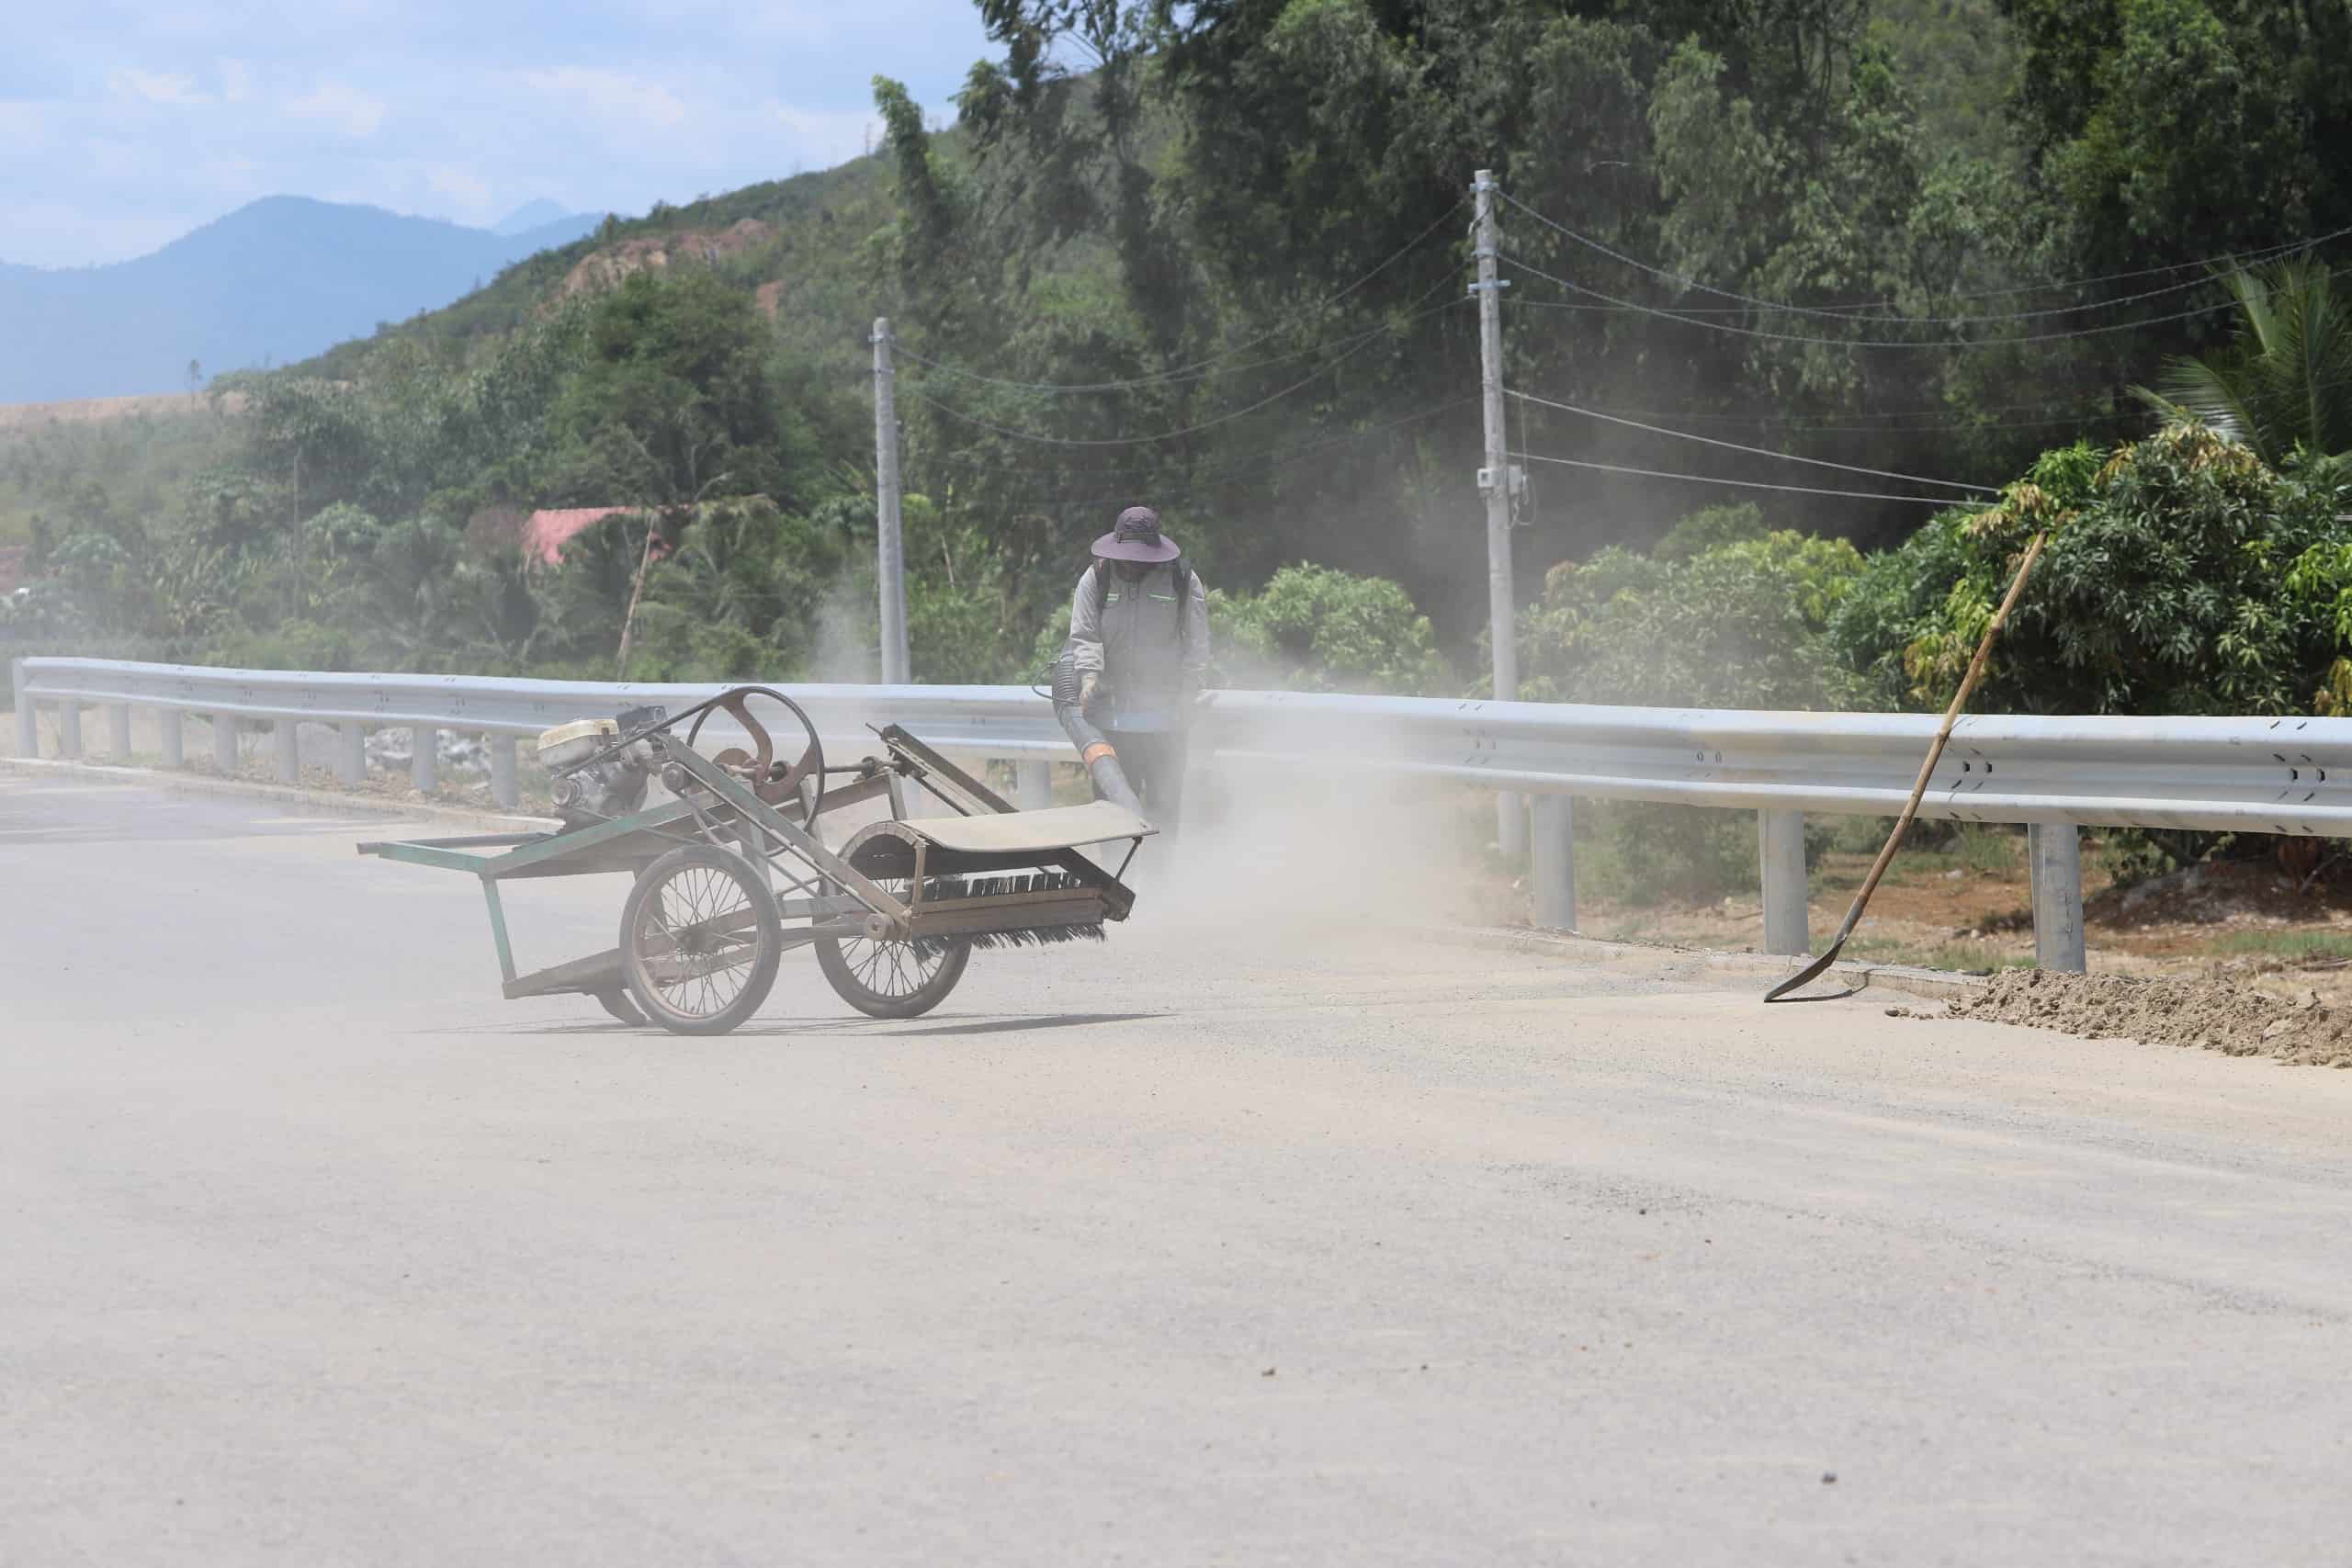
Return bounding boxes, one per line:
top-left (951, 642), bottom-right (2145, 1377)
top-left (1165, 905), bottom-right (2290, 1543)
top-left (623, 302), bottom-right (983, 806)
top-left (357, 686), bottom-right (1150, 1034)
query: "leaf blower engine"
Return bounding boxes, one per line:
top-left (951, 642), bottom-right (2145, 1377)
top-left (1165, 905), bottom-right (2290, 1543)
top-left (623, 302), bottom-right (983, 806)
top-left (1049, 650), bottom-right (1147, 817)
top-left (536, 705), bottom-right (665, 827)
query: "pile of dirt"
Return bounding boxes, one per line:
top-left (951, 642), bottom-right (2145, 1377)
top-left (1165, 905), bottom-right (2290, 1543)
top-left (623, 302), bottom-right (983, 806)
top-left (1944, 968), bottom-right (2352, 1067)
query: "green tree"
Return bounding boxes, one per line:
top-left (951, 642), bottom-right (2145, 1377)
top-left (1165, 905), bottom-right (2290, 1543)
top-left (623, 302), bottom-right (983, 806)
top-left (548, 270), bottom-right (789, 506)
top-left (1517, 529), bottom-right (1865, 708)
top-left (1841, 428), bottom-right (2346, 718)
top-left (1220, 563), bottom-right (1452, 694)
top-left (2000, 0), bottom-right (2352, 278)
top-left (2136, 259), bottom-right (2352, 468)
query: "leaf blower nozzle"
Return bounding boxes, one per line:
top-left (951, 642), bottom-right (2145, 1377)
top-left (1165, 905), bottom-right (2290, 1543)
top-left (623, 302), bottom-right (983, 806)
top-left (1050, 649), bottom-right (1147, 817)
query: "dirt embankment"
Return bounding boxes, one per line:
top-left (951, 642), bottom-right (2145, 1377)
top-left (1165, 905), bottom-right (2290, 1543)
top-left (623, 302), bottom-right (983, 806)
top-left (1939, 968), bottom-right (2352, 1067)
top-left (558, 220), bottom-right (775, 299)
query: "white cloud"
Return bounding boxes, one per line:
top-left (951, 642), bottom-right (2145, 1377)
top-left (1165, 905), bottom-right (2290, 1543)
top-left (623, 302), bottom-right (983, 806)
top-left (5, 0), bottom-right (998, 266)
top-left (287, 80), bottom-right (386, 138)
top-left (770, 103), bottom-right (878, 165)
top-left (111, 68), bottom-right (208, 107)
top-left (516, 67), bottom-right (687, 129)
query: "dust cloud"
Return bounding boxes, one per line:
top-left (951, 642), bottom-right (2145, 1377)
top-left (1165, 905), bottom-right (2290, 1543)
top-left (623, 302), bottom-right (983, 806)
top-left (810, 573), bottom-right (876, 684)
top-left (1117, 752), bottom-right (1499, 959)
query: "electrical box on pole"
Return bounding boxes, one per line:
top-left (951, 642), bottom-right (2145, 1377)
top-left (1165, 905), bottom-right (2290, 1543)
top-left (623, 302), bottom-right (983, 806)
top-left (871, 316), bottom-right (911, 684)
top-left (1472, 169), bottom-right (1525, 856)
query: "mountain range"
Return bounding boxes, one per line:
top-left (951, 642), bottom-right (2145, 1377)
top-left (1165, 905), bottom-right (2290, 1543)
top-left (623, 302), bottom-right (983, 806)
top-left (0, 197), bottom-right (602, 404)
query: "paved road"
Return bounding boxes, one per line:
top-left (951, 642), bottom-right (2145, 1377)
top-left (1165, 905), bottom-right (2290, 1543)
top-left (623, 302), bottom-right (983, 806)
top-left (6, 772), bottom-right (2351, 1566)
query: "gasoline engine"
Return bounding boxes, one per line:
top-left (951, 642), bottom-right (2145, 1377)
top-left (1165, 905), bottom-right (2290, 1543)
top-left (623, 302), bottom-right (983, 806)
top-left (536, 705), bottom-right (665, 827)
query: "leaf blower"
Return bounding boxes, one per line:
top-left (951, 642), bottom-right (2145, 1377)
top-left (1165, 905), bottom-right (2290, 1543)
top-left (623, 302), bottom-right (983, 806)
top-left (1049, 648), bottom-right (1148, 817)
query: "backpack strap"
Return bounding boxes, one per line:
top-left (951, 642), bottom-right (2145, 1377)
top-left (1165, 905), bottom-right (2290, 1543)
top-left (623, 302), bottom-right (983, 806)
top-left (1091, 557), bottom-right (1194, 648)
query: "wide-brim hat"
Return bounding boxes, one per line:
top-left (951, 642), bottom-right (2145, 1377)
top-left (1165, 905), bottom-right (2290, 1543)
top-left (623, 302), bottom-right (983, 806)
top-left (1092, 504), bottom-right (1181, 563)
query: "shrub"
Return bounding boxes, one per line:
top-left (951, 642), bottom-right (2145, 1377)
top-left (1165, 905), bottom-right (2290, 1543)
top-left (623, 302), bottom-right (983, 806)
top-left (1516, 529), bottom-right (1864, 708)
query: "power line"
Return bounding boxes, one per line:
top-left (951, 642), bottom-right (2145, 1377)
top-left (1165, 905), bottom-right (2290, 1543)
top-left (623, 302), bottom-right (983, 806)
top-left (910, 286), bottom-right (1466, 447)
top-left (961, 396), bottom-right (1482, 513)
top-left (1508, 448), bottom-right (1989, 507)
top-left (892, 197), bottom-right (1467, 394)
top-left (1505, 388), bottom-right (1998, 496)
top-left (1724, 409), bottom-right (2146, 435)
top-left (1573, 392), bottom-right (2135, 428)
top-left (1501, 252), bottom-right (2250, 348)
top-left (1497, 187), bottom-right (2352, 319)
top-left (924, 390), bottom-right (1478, 479)
top-left (895, 308), bottom-right (1430, 397)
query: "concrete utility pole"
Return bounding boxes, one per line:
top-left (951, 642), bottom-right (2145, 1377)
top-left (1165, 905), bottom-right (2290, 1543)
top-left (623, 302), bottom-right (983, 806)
top-left (871, 316), bottom-right (911, 683)
top-left (1472, 169), bottom-right (1523, 855)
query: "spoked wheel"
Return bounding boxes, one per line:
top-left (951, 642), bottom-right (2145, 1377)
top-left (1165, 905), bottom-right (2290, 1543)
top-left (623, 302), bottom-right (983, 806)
top-left (620, 844), bottom-right (783, 1035)
top-left (815, 879), bottom-right (970, 1020)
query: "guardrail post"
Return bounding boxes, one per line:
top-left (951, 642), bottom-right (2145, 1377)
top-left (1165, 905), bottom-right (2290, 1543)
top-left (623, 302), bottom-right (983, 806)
top-left (159, 708), bottom-right (183, 768)
top-left (412, 727), bottom-right (437, 795)
top-left (337, 724), bottom-right (365, 786)
top-left (57, 701), bottom-right (82, 759)
top-left (107, 705), bottom-right (132, 758)
top-left (2028, 823), bottom-right (2086, 973)
top-left (212, 713), bottom-right (238, 773)
top-left (1532, 794), bottom-right (1577, 930)
top-left (276, 720), bottom-right (300, 784)
top-left (10, 660), bottom-right (32, 758)
top-left (1016, 761), bottom-right (1052, 810)
top-left (490, 734), bottom-right (519, 808)
top-left (1758, 809), bottom-right (1810, 955)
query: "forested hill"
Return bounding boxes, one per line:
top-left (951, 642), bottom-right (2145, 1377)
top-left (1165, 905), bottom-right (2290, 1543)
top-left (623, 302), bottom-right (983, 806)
top-left (292, 150), bottom-right (900, 387)
top-left (0, 197), bottom-right (599, 402)
top-left (10, 0), bottom-right (2351, 716)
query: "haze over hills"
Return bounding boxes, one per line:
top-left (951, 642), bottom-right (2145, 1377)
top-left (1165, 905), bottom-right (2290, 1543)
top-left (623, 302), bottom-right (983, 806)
top-left (490, 199), bottom-right (581, 237)
top-left (0, 197), bottom-right (602, 404)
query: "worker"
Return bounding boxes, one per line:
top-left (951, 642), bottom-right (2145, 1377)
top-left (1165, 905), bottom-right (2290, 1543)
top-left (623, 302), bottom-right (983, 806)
top-left (1064, 505), bottom-right (1211, 831)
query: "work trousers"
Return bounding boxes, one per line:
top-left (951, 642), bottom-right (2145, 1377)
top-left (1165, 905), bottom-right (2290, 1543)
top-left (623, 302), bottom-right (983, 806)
top-left (1113, 729), bottom-right (1189, 836)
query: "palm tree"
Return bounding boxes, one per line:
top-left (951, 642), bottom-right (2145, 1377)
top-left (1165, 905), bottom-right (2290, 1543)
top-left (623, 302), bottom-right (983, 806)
top-left (2134, 257), bottom-right (2352, 467)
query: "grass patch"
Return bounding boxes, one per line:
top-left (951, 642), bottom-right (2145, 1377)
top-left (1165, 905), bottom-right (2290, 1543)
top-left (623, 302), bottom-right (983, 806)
top-left (1952, 822), bottom-right (2020, 877)
top-left (2204, 930), bottom-right (2352, 963)
top-left (1845, 936), bottom-right (2031, 974)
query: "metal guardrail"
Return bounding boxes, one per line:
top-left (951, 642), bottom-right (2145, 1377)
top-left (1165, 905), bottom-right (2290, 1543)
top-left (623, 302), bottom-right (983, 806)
top-left (19, 655), bottom-right (2352, 972)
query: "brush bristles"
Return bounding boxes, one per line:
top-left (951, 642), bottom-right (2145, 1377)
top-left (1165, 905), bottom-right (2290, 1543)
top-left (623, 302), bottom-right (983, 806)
top-left (913, 923), bottom-right (1104, 958)
top-left (903, 872), bottom-right (1104, 955)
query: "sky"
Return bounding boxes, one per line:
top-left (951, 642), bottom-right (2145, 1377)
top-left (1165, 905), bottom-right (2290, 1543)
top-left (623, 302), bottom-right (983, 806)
top-left (0, 0), bottom-right (998, 269)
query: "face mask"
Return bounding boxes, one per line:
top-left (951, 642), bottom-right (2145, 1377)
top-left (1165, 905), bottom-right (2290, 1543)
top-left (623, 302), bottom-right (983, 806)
top-left (1114, 560), bottom-right (1150, 582)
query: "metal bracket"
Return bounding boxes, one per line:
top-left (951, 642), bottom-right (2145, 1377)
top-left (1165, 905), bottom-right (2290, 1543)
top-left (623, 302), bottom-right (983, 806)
top-left (1465, 278), bottom-right (1512, 295)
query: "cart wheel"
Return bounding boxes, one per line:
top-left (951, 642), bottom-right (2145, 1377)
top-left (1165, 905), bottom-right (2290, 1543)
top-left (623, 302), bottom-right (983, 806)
top-left (620, 844), bottom-right (783, 1035)
top-left (815, 882), bottom-right (970, 1019)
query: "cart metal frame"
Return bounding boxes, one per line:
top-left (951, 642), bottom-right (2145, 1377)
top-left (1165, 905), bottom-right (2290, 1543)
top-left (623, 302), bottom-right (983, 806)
top-left (357, 688), bottom-right (1147, 1031)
